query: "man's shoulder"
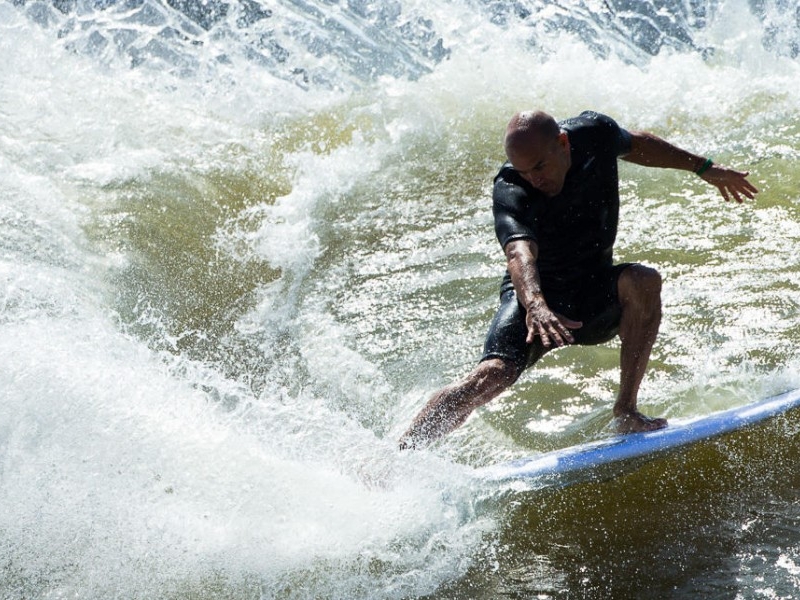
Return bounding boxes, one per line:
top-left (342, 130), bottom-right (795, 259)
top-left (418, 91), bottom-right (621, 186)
top-left (560, 110), bottom-right (618, 132)
top-left (494, 161), bottom-right (517, 183)
top-left (494, 161), bottom-right (537, 197)
top-left (561, 111), bottom-right (631, 156)
top-left (493, 162), bottom-right (541, 204)
top-left (493, 161), bottom-right (522, 190)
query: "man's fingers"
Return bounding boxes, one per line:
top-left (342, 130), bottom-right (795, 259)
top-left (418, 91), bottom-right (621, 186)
top-left (530, 324), bottom-right (550, 347)
top-left (544, 322), bottom-right (567, 346)
top-left (526, 321), bottom-right (550, 346)
top-left (552, 321), bottom-right (575, 345)
top-left (556, 314), bottom-right (583, 330)
top-left (721, 185), bottom-right (750, 203)
top-left (528, 319), bottom-right (575, 347)
top-left (709, 169), bottom-right (759, 203)
top-left (526, 322), bottom-right (543, 345)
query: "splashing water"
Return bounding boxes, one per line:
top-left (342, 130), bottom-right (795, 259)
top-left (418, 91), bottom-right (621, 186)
top-left (3, 0), bottom-right (800, 598)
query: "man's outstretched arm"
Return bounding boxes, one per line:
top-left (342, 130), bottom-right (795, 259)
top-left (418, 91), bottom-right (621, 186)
top-left (622, 131), bottom-right (759, 203)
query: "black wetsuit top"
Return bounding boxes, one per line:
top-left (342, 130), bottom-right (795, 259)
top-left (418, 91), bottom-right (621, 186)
top-left (492, 111), bottom-right (632, 295)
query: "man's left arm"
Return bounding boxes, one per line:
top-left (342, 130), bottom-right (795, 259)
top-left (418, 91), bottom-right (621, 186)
top-left (621, 130), bottom-right (759, 203)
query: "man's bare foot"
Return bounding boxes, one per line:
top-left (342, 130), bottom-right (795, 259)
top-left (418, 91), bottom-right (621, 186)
top-left (614, 410), bottom-right (668, 433)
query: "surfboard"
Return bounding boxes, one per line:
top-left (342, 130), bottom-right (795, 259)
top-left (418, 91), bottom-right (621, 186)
top-left (477, 387), bottom-right (800, 488)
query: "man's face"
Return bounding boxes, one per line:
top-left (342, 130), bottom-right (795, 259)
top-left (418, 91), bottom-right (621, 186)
top-left (507, 132), bottom-right (570, 197)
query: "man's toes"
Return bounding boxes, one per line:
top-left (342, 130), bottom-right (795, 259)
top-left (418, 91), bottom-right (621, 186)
top-left (615, 412), bottom-right (668, 433)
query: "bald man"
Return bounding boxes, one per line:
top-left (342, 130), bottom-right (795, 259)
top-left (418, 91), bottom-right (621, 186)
top-left (399, 110), bottom-right (758, 449)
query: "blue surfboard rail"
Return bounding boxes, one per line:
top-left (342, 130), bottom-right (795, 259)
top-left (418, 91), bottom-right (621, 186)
top-left (476, 388), bottom-right (800, 487)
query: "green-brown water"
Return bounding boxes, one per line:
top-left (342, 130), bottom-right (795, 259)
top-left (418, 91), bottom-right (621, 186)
top-left (2, 1), bottom-right (800, 598)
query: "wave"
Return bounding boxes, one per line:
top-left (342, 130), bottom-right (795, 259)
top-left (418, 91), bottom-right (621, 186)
top-left (11, 0), bottom-right (800, 91)
top-left (4, 0), bottom-right (800, 597)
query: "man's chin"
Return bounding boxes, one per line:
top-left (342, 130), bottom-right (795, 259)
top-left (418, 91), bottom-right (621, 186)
top-left (542, 187), bottom-right (562, 197)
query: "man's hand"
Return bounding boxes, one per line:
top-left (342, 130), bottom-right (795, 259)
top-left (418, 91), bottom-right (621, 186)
top-left (525, 299), bottom-right (582, 347)
top-left (700, 165), bottom-right (759, 203)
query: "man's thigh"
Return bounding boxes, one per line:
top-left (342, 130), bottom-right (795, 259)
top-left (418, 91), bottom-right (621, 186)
top-left (480, 289), bottom-right (548, 370)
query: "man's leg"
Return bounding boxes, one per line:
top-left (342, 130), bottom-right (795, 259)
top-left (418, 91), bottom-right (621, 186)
top-left (614, 264), bottom-right (668, 432)
top-left (398, 358), bottom-right (520, 449)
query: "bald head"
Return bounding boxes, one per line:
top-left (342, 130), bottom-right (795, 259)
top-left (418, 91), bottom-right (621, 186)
top-left (502, 110), bottom-right (571, 196)
top-left (504, 111), bottom-right (560, 158)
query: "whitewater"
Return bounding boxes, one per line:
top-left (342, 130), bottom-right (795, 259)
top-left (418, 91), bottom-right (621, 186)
top-left (2, 0), bottom-right (800, 598)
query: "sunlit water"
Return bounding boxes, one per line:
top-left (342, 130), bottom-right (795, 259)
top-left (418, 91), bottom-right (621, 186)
top-left (2, 0), bottom-right (800, 598)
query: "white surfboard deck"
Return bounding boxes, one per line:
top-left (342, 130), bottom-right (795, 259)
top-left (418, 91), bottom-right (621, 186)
top-left (477, 388), bottom-right (800, 488)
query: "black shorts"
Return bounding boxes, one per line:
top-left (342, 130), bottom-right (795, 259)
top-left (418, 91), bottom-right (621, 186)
top-left (481, 263), bottom-right (633, 371)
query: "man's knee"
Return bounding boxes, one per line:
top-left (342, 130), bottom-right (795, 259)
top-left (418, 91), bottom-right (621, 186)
top-left (619, 264), bottom-right (662, 306)
top-left (477, 357), bottom-right (521, 386)
top-left (454, 357), bottom-right (520, 411)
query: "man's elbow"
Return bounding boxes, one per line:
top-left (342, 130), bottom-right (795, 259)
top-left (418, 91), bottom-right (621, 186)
top-left (504, 239), bottom-right (537, 263)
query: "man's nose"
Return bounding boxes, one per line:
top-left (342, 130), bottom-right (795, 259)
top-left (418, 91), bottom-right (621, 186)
top-left (528, 174), bottom-right (545, 187)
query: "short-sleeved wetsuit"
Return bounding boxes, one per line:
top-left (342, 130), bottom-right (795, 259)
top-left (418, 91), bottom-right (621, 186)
top-left (482, 111), bottom-right (636, 370)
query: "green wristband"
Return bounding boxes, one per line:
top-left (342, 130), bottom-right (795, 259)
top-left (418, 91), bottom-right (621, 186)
top-left (696, 157), bottom-right (713, 176)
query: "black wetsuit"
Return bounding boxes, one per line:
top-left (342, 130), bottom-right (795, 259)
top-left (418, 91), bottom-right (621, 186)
top-left (482, 111), bottom-right (636, 369)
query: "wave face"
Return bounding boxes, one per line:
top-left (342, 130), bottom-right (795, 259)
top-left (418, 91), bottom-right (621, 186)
top-left (3, 0), bottom-right (800, 598)
top-left (16, 0), bottom-right (798, 86)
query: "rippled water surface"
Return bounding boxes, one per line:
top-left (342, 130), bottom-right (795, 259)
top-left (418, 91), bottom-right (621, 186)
top-left (2, 0), bottom-right (800, 598)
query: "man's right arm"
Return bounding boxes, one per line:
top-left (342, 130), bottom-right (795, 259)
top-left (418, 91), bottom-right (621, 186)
top-left (504, 239), bottom-right (581, 347)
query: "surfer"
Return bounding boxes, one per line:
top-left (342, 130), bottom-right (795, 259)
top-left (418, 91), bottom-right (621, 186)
top-left (399, 110), bottom-right (759, 449)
